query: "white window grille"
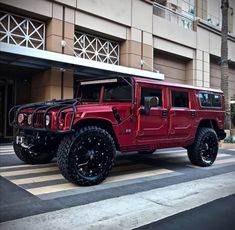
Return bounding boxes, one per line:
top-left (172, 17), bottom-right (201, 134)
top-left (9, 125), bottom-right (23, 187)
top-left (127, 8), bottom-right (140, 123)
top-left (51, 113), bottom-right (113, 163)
top-left (74, 32), bottom-right (119, 65)
top-left (0, 10), bottom-right (45, 50)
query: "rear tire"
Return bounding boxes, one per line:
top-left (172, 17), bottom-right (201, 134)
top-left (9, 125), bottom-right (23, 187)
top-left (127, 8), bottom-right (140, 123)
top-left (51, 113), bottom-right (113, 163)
top-left (187, 128), bottom-right (218, 167)
top-left (13, 141), bottom-right (54, 164)
top-left (57, 126), bottom-right (116, 186)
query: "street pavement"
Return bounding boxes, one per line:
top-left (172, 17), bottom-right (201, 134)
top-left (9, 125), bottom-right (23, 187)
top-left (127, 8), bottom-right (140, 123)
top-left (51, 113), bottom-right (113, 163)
top-left (0, 144), bottom-right (235, 229)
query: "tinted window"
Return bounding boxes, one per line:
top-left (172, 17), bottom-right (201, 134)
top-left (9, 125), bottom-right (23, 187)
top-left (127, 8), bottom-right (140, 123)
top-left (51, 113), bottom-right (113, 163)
top-left (172, 91), bottom-right (189, 107)
top-left (78, 84), bottom-right (101, 102)
top-left (104, 83), bottom-right (132, 102)
top-left (141, 88), bottom-right (162, 106)
top-left (199, 92), bottom-right (221, 107)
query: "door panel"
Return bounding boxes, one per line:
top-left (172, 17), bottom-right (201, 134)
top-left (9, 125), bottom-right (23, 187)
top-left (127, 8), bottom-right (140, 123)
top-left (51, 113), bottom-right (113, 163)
top-left (169, 109), bottom-right (193, 137)
top-left (137, 107), bottom-right (168, 140)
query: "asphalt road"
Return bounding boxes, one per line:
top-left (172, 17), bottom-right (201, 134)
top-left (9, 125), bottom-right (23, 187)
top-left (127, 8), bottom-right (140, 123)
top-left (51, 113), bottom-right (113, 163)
top-left (0, 143), bottom-right (235, 229)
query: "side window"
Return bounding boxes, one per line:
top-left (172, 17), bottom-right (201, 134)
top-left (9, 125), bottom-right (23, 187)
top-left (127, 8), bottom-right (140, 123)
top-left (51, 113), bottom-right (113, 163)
top-left (199, 92), bottom-right (221, 108)
top-left (172, 91), bottom-right (189, 108)
top-left (141, 87), bottom-right (162, 106)
top-left (199, 92), bottom-right (211, 107)
top-left (212, 94), bottom-right (222, 107)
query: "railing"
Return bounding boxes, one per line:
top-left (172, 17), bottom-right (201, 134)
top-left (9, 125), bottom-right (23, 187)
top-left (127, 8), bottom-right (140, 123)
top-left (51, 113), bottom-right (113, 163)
top-left (153, 3), bottom-right (194, 30)
top-left (0, 10), bottom-right (45, 50)
top-left (74, 32), bottom-right (119, 65)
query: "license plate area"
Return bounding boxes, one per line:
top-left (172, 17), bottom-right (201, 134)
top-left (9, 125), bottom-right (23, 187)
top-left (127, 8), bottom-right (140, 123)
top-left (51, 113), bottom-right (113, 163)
top-left (16, 136), bottom-right (25, 144)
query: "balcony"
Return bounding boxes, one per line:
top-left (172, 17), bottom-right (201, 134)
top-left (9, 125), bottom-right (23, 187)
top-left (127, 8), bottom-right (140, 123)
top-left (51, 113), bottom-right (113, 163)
top-left (153, 2), bottom-right (194, 31)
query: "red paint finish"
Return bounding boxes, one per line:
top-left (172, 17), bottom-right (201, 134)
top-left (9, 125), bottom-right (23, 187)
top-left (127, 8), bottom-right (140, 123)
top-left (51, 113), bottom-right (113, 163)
top-left (12, 76), bottom-right (225, 152)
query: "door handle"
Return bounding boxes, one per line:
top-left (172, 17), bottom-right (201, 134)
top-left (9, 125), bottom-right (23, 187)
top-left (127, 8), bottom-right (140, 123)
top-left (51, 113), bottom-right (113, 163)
top-left (162, 110), bottom-right (167, 118)
top-left (191, 110), bottom-right (196, 117)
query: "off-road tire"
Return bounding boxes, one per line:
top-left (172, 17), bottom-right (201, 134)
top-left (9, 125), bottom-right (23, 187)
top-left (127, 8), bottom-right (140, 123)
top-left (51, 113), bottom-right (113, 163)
top-left (187, 128), bottom-right (218, 167)
top-left (57, 126), bottom-right (116, 186)
top-left (13, 141), bottom-right (54, 164)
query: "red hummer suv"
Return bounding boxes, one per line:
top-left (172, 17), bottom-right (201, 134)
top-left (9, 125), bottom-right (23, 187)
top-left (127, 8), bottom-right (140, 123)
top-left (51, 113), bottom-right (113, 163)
top-left (9, 76), bottom-right (226, 185)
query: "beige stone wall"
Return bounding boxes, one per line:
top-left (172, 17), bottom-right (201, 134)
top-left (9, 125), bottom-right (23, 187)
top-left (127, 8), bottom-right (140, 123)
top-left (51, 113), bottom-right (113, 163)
top-left (31, 69), bottom-right (73, 102)
top-left (154, 50), bottom-right (188, 84)
top-left (210, 59), bottom-right (235, 100)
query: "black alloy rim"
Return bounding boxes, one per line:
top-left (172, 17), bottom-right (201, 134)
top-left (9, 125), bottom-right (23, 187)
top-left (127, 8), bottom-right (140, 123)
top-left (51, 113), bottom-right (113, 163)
top-left (72, 134), bottom-right (111, 178)
top-left (200, 134), bottom-right (218, 163)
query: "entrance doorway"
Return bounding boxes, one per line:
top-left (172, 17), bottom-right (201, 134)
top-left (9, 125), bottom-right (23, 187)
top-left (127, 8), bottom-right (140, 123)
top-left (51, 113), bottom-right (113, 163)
top-left (0, 79), bottom-right (15, 140)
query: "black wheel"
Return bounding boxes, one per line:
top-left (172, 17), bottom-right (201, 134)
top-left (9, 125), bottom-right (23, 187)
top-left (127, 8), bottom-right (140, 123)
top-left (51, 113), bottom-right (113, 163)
top-left (187, 128), bottom-right (218, 167)
top-left (138, 150), bottom-right (156, 154)
top-left (13, 141), bottom-right (54, 164)
top-left (57, 126), bottom-right (116, 186)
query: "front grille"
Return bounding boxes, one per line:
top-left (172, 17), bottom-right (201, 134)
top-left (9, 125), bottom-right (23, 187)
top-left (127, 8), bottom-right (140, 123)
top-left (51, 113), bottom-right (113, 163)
top-left (34, 113), bottom-right (44, 128)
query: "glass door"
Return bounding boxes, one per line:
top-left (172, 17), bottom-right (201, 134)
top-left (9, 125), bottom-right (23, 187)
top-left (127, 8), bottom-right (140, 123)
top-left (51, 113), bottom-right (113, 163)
top-left (0, 79), bottom-right (15, 139)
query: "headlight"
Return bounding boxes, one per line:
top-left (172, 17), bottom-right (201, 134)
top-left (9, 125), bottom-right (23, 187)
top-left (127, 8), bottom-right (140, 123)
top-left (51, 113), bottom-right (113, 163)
top-left (18, 113), bottom-right (25, 124)
top-left (28, 114), bottom-right (32, 125)
top-left (45, 115), bottom-right (50, 126)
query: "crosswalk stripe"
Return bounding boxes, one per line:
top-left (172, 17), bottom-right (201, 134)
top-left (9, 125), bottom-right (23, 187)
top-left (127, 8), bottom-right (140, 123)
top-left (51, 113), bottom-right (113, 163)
top-left (9, 163), bottom-right (152, 185)
top-left (26, 168), bottom-right (173, 195)
top-left (0, 147), bottom-right (13, 150)
top-left (0, 149), bottom-right (14, 152)
top-left (0, 167), bottom-right (59, 177)
top-left (0, 152), bottom-right (15, 156)
top-left (187, 156), bottom-right (235, 168)
top-left (10, 174), bottom-right (65, 185)
top-left (106, 168), bottom-right (173, 183)
top-left (0, 162), bottom-right (57, 171)
top-left (228, 149), bottom-right (235, 152)
top-left (214, 157), bottom-right (235, 165)
top-left (27, 183), bottom-right (78, 195)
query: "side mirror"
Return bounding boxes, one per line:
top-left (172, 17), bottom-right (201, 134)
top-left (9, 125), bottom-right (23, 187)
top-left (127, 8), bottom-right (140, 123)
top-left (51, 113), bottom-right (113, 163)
top-left (141, 96), bottom-right (159, 115)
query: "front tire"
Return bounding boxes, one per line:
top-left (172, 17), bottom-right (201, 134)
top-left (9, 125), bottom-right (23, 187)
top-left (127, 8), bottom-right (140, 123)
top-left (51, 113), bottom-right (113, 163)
top-left (187, 128), bottom-right (218, 167)
top-left (57, 126), bottom-right (116, 186)
top-left (13, 141), bottom-right (54, 164)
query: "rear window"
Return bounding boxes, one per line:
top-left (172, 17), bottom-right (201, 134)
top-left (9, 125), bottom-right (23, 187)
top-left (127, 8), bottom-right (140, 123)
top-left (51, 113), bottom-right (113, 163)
top-left (199, 92), bottom-right (222, 108)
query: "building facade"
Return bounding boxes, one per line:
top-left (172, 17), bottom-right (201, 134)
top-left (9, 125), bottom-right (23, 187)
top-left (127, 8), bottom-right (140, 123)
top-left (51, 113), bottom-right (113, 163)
top-left (0, 0), bottom-right (235, 139)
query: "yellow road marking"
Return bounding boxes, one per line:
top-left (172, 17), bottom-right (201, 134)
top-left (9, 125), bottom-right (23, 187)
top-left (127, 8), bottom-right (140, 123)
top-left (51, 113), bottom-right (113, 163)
top-left (27, 168), bottom-right (173, 195)
top-left (27, 183), bottom-right (78, 195)
top-left (11, 174), bottom-right (65, 185)
top-left (106, 168), bottom-right (173, 183)
top-left (0, 166), bottom-right (59, 177)
top-left (7, 163), bottom-right (152, 185)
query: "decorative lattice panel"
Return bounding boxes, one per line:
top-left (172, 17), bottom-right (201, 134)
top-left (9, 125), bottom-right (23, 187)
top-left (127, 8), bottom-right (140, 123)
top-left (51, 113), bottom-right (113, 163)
top-left (74, 32), bottom-right (119, 65)
top-left (0, 10), bottom-right (45, 50)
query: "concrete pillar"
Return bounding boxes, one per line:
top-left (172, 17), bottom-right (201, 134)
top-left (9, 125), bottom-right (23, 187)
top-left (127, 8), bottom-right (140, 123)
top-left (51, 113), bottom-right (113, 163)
top-left (46, 18), bottom-right (63, 53)
top-left (196, 0), bottom-right (208, 20)
top-left (33, 3), bottom-right (74, 102)
top-left (31, 68), bottom-right (73, 102)
top-left (120, 29), bottom-right (153, 70)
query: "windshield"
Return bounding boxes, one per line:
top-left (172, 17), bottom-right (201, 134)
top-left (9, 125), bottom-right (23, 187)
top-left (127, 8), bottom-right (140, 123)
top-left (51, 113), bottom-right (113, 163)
top-left (77, 78), bottom-right (132, 102)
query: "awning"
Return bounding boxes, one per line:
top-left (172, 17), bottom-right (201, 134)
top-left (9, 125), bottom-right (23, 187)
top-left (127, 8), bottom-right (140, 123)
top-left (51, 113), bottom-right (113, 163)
top-left (0, 42), bottom-right (164, 80)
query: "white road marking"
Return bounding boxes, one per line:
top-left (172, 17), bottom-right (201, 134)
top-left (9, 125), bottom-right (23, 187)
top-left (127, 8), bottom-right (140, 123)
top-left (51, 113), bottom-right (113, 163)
top-left (228, 149), bottom-right (235, 152)
top-left (1, 172), bottom-right (235, 230)
top-left (0, 152), bottom-right (15, 156)
top-left (0, 163), bottom-right (57, 170)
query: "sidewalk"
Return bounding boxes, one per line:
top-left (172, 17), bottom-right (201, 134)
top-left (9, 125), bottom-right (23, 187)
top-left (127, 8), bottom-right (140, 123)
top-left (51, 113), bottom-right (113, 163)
top-left (220, 143), bottom-right (235, 149)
